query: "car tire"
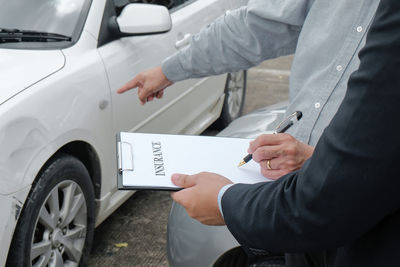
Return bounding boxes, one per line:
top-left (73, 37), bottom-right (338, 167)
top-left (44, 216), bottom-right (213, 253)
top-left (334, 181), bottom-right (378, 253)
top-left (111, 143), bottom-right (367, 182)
top-left (214, 70), bottom-right (247, 129)
top-left (6, 153), bottom-right (95, 267)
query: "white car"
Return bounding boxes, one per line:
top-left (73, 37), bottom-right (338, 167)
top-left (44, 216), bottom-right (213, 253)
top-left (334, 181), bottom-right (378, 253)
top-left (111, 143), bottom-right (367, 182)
top-left (0, 0), bottom-right (247, 266)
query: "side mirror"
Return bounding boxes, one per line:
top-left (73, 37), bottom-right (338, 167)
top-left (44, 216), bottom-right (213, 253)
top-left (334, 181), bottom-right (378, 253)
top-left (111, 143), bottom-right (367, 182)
top-left (116, 4), bottom-right (172, 35)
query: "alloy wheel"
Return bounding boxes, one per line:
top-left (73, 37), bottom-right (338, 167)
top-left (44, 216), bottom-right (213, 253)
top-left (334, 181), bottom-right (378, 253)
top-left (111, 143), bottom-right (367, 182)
top-left (31, 180), bottom-right (87, 267)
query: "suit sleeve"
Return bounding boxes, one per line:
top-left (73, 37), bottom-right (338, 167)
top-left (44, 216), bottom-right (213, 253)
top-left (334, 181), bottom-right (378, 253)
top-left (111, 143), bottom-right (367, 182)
top-left (162, 0), bottom-right (312, 81)
top-left (222, 0), bottom-right (400, 253)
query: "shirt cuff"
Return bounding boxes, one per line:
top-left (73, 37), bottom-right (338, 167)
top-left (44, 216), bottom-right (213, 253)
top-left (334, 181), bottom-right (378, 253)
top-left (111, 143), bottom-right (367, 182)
top-left (161, 52), bottom-right (189, 82)
top-left (218, 184), bottom-right (234, 218)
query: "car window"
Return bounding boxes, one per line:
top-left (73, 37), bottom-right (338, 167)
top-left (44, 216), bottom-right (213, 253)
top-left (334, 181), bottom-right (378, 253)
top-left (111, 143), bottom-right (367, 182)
top-left (127, 0), bottom-right (193, 10)
top-left (0, 0), bottom-right (92, 49)
top-left (0, 0), bottom-right (90, 37)
top-left (168, 0), bottom-right (193, 9)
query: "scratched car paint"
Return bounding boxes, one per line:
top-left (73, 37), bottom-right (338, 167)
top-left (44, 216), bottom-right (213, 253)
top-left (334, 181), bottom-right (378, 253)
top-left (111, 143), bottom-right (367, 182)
top-left (0, 0), bottom-right (247, 266)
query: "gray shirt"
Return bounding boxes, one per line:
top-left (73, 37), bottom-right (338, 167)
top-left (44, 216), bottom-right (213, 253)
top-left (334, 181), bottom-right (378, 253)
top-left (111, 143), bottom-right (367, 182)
top-left (162, 0), bottom-right (380, 146)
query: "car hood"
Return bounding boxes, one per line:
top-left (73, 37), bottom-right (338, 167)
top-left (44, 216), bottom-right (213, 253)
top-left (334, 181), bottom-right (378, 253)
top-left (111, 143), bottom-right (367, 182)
top-left (0, 49), bottom-right (65, 105)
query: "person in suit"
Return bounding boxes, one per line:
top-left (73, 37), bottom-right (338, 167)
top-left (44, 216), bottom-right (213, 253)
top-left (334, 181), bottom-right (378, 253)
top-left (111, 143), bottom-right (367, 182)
top-left (170, 0), bottom-right (400, 266)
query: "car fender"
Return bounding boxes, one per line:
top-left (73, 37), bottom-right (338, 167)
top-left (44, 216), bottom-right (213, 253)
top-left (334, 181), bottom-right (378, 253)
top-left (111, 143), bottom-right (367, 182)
top-left (20, 128), bottom-right (102, 191)
top-left (0, 114), bottom-right (102, 195)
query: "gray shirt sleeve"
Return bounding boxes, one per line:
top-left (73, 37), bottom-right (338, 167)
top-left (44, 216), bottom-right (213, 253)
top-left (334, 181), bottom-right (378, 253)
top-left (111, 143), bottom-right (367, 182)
top-left (162, 0), bottom-right (312, 82)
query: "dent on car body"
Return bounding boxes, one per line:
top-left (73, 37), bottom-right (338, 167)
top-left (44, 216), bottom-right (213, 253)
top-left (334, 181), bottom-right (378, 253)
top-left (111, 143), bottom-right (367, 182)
top-left (0, 117), bottom-right (49, 195)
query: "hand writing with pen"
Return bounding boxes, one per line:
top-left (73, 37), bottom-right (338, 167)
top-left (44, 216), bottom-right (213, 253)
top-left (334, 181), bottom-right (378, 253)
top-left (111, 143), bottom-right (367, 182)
top-left (238, 111), bottom-right (313, 179)
top-left (249, 133), bottom-right (314, 179)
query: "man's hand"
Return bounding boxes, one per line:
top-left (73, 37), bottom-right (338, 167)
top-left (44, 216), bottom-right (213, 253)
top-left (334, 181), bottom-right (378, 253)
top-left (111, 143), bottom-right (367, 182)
top-left (171, 172), bottom-right (233, 226)
top-left (248, 133), bottom-right (314, 179)
top-left (117, 66), bottom-right (173, 105)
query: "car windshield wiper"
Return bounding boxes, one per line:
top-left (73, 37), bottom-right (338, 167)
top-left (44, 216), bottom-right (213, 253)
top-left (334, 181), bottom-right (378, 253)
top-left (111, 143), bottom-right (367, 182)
top-left (0, 28), bottom-right (71, 43)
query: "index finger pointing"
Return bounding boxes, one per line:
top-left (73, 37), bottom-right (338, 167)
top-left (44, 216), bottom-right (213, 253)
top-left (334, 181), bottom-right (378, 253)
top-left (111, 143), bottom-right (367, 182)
top-left (117, 77), bottom-right (141, 94)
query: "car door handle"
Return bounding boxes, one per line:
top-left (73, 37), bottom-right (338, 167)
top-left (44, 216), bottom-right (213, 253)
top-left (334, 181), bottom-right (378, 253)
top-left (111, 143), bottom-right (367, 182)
top-left (175, 33), bottom-right (191, 49)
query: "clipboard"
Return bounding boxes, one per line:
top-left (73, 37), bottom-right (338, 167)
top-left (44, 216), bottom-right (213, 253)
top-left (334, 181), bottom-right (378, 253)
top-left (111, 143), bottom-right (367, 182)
top-left (116, 132), bottom-right (272, 191)
top-left (117, 133), bottom-right (182, 191)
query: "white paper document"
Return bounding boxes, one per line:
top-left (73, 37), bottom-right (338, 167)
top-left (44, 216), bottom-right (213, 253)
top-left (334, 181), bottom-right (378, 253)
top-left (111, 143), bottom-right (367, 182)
top-left (117, 132), bottom-right (273, 190)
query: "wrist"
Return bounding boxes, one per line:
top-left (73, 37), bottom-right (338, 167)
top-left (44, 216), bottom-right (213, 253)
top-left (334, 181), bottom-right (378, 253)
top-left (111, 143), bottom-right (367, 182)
top-left (158, 66), bottom-right (172, 84)
top-left (218, 184), bottom-right (234, 218)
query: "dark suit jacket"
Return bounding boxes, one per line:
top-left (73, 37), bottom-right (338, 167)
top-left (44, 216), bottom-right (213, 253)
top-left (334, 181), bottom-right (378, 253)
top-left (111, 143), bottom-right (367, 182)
top-left (222, 0), bottom-right (400, 266)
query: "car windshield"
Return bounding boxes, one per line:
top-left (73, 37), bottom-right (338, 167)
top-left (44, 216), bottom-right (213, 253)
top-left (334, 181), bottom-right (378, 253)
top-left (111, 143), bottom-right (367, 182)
top-left (0, 0), bottom-right (88, 39)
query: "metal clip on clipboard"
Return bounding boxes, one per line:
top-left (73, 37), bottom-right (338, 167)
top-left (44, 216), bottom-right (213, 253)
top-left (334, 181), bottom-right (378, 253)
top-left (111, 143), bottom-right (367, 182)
top-left (117, 141), bottom-right (134, 174)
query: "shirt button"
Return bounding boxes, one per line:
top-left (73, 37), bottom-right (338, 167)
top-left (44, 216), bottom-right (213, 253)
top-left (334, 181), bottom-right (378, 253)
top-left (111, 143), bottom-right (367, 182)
top-left (314, 102), bottom-right (321, 109)
top-left (336, 65), bottom-right (343, 72)
top-left (357, 26), bottom-right (363, 32)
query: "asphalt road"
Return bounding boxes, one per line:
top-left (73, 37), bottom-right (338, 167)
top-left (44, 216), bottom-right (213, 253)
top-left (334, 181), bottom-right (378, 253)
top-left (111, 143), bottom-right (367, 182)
top-left (88, 55), bottom-right (293, 267)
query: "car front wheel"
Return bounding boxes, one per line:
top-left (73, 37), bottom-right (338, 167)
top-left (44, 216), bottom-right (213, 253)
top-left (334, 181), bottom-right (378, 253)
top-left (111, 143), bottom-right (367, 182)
top-left (6, 154), bottom-right (95, 267)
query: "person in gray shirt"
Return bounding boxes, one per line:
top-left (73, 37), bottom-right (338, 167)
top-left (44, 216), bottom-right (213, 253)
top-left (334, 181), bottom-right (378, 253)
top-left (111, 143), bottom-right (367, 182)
top-left (118, 0), bottom-right (380, 179)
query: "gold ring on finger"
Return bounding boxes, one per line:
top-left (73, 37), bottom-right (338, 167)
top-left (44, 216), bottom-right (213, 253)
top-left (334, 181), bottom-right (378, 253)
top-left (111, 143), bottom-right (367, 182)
top-left (267, 159), bottom-right (273, 170)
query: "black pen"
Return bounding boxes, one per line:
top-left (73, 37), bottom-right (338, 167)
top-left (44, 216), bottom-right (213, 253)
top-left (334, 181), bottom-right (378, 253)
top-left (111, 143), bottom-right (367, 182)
top-left (237, 111), bottom-right (303, 167)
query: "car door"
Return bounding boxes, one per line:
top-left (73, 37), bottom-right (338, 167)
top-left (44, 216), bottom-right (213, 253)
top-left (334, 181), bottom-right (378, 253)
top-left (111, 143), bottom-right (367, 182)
top-left (97, 0), bottom-right (231, 136)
